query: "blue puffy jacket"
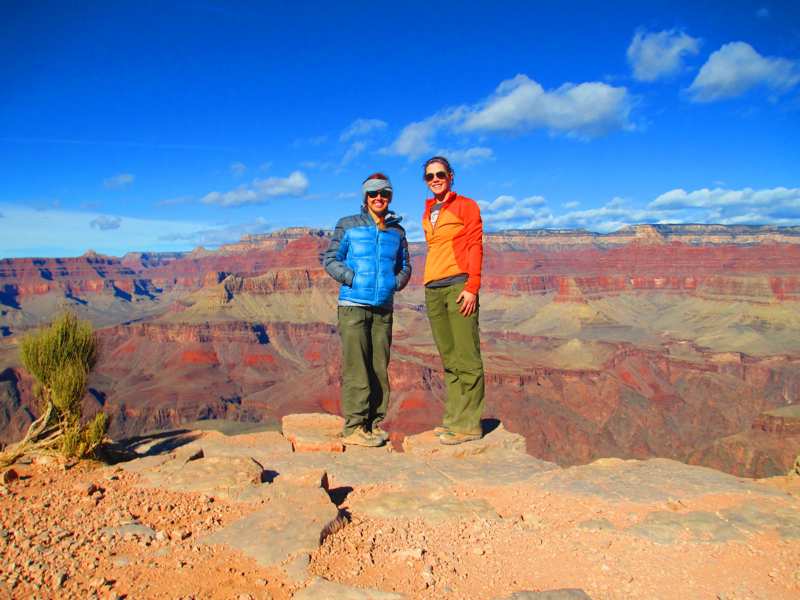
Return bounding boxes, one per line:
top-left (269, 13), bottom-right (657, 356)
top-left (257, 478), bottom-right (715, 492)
top-left (322, 208), bottom-right (411, 307)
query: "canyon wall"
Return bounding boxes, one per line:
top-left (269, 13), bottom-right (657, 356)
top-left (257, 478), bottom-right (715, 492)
top-left (2, 225), bottom-right (799, 477)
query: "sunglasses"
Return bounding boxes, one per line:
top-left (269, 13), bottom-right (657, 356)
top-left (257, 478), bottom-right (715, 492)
top-left (424, 171), bottom-right (449, 182)
top-left (366, 190), bottom-right (392, 199)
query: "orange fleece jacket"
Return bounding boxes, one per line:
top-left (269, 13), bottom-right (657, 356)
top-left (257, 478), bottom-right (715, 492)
top-left (422, 192), bottom-right (484, 294)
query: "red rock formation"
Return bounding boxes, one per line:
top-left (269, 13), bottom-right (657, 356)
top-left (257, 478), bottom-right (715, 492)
top-left (3, 225), bottom-right (800, 477)
top-left (753, 409), bottom-right (800, 434)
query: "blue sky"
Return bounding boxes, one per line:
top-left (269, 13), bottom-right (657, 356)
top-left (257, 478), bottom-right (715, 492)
top-left (2, 1), bottom-right (799, 257)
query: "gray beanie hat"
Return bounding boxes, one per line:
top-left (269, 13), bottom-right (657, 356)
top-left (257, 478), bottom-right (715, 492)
top-left (362, 176), bottom-right (393, 196)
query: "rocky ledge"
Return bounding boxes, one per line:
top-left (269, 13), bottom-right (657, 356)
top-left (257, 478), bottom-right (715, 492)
top-left (1, 414), bottom-right (799, 599)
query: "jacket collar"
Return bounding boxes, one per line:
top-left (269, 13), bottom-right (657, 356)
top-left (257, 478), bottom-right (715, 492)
top-left (426, 191), bottom-right (457, 208)
top-left (360, 205), bottom-right (403, 225)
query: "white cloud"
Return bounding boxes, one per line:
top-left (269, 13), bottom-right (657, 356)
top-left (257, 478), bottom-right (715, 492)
top-left (648, 187), bottom-right (800, 222)
top-left (103, 173), bottom-right (134, 189)
top-left (479, 195), bottom-right (549, 226)
top-left (689, 42), bottom-right (800, 102)
top-left (337, 192), bottom-right (358, 200)
top-left (201, 187), bottom-right (258, 207)
top-left (159, 218), bottom-right (273, 246)
top-left (89, 216), bottom-right (122, 230)
top-left (564, 201), bottom-right (580, 209)
top-left (460, 75), bottom-right (633, 139)
top-left (385, 119), bottom-right (435, 158)
top-left (487, 187), bottom-right (800, 232)
top-left (642, 186), bottom-right (800, 227)
top-left (436, 146), bottom-right (494, 167)
top-left (382, 108), bottom-right (467, 159)
top-left (255, 171), bottom-right (309, 196)
top-left (258, 161), bottom-right (272, 172)
top-left (341, 141), bottom-right (367, 166)
top-left (0, 203), bottom-right (213, 257)
top-left (371, 186), bottom-right (800, 233)
top-left (340, 118), bottom-right (388, 142)
top-left (202, 171), bottom-right (310, 207)
top-left (383, 117), bottom-right (437, 159)
top-left (513, 200), bottom-right (669, 232)
top-left (627, 29), bottom-right (701, 82)
top-left (384, 74), bottom-right (634, 158)
top-left (230, 162), bottom-right (247, 177)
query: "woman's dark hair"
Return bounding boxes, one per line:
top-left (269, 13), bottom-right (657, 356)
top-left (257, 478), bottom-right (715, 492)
top-left (422, 156), bottom-right (454, 180)
top-left (363, 172), bottom-right (389, 183)
top-left (362, 172), bottom-right (390, 205)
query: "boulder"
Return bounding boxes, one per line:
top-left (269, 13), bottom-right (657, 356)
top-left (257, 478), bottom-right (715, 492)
top-left (202, 483), bottom-right (339, 568)
top-left (282, 413), bottom-right (345, 453)
top-left (137, 454), bottom-right (266, 500)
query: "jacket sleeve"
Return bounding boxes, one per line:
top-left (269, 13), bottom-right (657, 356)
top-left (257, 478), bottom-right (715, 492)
top-left (462, 200), bottom-right (483, 295)
top-left (322, 218), bottom-right (354, 286)
top-left (394, 231), bottom-right (412, 291)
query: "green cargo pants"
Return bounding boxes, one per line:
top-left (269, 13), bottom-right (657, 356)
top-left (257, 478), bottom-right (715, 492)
top-left (338, 305), bottom-right (393, 435)
top-left (425, 283), bottom-right (484, 435)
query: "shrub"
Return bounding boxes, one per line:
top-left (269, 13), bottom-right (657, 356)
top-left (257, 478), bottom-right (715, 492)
top-left (1, 312), bottom-right (108, 465)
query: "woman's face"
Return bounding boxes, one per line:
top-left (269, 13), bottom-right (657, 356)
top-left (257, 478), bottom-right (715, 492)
top-left (366, 189), bottom-right (391, 216)
top-left (424, 162), bottom-right (452, 197)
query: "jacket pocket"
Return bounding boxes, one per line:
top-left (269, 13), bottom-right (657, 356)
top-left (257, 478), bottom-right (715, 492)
top-left (343, 268), bottom-right (355, 286)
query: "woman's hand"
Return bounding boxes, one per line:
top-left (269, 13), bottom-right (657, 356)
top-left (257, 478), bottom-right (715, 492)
top-left (456, 290), bottom-right (478, 316)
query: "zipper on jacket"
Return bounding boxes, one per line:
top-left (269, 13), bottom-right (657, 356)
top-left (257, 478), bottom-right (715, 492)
top-left (374, 224), bottom-right (380, 305)
top-left (430, 192), bottom-right (454, 234)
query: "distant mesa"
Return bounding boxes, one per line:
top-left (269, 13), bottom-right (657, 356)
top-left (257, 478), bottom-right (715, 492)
top-left (2, 222), bottom-right (800, 479)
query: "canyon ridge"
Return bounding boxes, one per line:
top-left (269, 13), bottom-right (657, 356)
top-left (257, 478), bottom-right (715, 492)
top-left (2, 224), bottom-right (800, 478)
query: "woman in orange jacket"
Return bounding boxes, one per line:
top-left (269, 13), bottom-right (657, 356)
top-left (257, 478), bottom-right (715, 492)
top-left (421, 156), bottom-right (485, 444)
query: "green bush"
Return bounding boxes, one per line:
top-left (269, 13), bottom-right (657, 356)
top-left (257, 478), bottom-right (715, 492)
top-left (21, 312), bottom-right (96, 415)
top-left (60, 423), bottom-right (83, 458)
top-left (84, 412), bottom-right (109, 454)
top-left (18, 312), bottom-right (107, 459)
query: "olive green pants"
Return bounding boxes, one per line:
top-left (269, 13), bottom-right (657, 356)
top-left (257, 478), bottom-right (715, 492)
top-left (338, 305), bottom-right (393, 435)
top-left (425, 283), bottom-right (484, 435)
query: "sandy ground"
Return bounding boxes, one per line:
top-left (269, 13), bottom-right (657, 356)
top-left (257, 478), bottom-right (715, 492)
top-left (2, 444), bottom-right (800, 599)
top-left (310, 482), bottom-right (800, 600)
top-left (0, 459), bottom-right (290, 599)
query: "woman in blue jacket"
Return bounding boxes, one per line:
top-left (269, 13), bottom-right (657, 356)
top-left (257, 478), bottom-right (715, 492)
top-left (323, 173), bottom-right (411, 447)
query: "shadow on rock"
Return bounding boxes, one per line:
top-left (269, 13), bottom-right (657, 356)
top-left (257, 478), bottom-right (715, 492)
top-left (98, 429), bottom-right (200, 464)
top-left (327, 486), bottom-right (354, 506)
top-left (481, 418), bottom-right (501, 436)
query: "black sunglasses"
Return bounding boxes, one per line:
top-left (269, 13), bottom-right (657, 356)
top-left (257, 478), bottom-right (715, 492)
top-left (366, 190), bottom-right (392, 199)
top-left (424, 171), bottom-right (449, 182)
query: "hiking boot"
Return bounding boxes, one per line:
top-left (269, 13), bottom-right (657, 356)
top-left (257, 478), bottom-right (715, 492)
top-left (371, 424), bottom-right (390, 443)
top-left (439, 431), bottom-right (482, 445)
top-left (341, 427), bottom-right (384, 447)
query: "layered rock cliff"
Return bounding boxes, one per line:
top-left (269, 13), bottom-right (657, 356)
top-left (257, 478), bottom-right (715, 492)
top-left (2, 224), bottom-right (800, 477)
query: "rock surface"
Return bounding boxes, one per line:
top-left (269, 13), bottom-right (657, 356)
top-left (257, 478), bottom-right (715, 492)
top-left (294, 577), bottom-right (407, 599)
top-left (202, 483), bottom-right (340, 567)
top-left (282, 413), bottom-right (345, 453)
top-left (402, 423), bottom-right (526, 458)
top-left (2, 416), bottom-right (800, 599)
